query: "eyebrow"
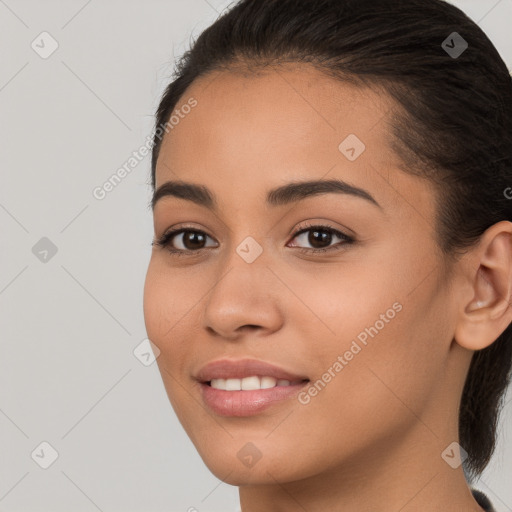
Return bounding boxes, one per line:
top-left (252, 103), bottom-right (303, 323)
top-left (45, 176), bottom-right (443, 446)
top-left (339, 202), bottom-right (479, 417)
top-left (151, 178), bottom-right (381, 210)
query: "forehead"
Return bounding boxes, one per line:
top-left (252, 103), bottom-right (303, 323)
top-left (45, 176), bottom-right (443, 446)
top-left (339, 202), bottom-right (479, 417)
top-left (155, 64), bottom-right (431, 216)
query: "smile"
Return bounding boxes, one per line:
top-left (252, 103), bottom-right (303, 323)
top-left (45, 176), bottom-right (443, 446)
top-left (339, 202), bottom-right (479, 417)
top-left (209, 376), bottom-right (306, 390)
top-left (195, 358), bottom-right (310, 416)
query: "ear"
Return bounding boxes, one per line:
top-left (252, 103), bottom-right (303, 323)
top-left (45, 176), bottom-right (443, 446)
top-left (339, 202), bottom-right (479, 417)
top-left (454, 220), bottom-right (512, 351)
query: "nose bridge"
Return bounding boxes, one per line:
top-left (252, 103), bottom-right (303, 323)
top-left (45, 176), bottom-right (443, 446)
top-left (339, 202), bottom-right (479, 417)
top-left (214, 230), bottom-right (270, 300)
top-left (202, 231), bottom-right (282, 337)
top-left (218, 207), bottom-right (271, 269)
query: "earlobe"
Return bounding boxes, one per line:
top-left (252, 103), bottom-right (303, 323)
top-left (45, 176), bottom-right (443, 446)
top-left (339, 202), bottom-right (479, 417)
top-left (454, 222), bottom-right (512, 351)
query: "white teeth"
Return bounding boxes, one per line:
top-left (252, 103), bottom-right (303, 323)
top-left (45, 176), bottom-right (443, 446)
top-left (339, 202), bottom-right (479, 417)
top-left (209, 376), bottom-right (294, 390)
top-left (241, 376), bottom-right (260, 390)
top-left (260, 376), bottom-right (277, 389)
top-left (225, 378), bottom-right (241, 391)
top-left (210, 379), bottom-right (224, 390)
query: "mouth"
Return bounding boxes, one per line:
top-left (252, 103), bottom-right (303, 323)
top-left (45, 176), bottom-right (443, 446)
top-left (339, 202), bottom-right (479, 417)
top-left (204, 376), bottom-right (309, 390)
top-left (195, 358), bottom-right (310, 417)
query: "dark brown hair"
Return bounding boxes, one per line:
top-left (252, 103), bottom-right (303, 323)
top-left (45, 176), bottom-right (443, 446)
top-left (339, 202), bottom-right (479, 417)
top-left (150, 0), bottom-right (512, 481)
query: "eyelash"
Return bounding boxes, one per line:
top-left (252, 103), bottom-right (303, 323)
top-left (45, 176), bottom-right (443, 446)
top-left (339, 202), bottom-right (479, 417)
top-left (152, 222), bottom-right (355, 258)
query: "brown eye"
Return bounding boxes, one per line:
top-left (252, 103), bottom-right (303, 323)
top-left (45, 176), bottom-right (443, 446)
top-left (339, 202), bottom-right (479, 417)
top-left (154, 228), bottom-right (217, 254)
top-left (306, 228), bottom-right (333, 249)
top-left (288, 224), bottom-right (354, 254)
top-left (176, 231), bottom-right (208, 250)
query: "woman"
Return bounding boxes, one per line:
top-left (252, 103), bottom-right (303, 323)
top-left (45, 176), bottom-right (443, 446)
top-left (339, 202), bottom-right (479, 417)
top-left (143, 0), bottom-right (512, 510)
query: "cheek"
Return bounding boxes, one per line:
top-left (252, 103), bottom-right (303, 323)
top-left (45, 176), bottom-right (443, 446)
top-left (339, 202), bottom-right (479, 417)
top-left (321, 283), bottom-right (449, 429)
top-left (290, 261), bottom-right (404, 351)
top-left (289, 304), bottom-right (439, 470)
top-left (143, 260), bottom-right (199, 345)
top-left (143, 264), bottom-right (170, 343)
top-left (295, 258), bottom-right (448, 426)
top-left (143, 263), bottom-right (202, 422)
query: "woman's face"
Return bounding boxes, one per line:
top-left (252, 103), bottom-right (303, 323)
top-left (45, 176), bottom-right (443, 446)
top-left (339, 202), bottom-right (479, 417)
top-left (143, 65), bottom-right (469, 484)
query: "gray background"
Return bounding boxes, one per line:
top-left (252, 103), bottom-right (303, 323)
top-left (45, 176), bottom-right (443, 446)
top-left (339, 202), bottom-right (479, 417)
top-left (0, 1), bottom-right (511, 511)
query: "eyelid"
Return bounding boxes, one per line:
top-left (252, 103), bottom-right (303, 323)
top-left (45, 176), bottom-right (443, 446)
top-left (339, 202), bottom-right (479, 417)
top-left (153, 223), bottom-right (218, 252)
top-left (290, 219), bottom-right (355, 240)
top-left (287, 222), bottom-right (354, 252)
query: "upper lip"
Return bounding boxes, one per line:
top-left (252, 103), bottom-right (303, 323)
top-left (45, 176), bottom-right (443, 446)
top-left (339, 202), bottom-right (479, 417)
top-left (196, 358), bottom-right (309, 383)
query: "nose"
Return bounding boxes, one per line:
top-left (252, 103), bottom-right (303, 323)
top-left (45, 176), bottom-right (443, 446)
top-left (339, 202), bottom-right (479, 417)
top-left (202, 246), bottom-right (284, 341)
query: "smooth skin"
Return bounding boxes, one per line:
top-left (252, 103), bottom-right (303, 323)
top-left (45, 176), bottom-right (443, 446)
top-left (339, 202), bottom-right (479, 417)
top-left (143, 63), bottom-right (512, 512)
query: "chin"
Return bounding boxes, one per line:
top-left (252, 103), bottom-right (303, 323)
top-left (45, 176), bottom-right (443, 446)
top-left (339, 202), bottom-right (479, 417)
top-left (201, 456), bottom-right (287, 486)
top-left (188, 435), bottom-right (314, 486)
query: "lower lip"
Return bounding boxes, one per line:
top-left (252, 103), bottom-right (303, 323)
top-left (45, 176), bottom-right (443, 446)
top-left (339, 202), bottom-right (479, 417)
top-left (199, 381), bottom-right (309, 417)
